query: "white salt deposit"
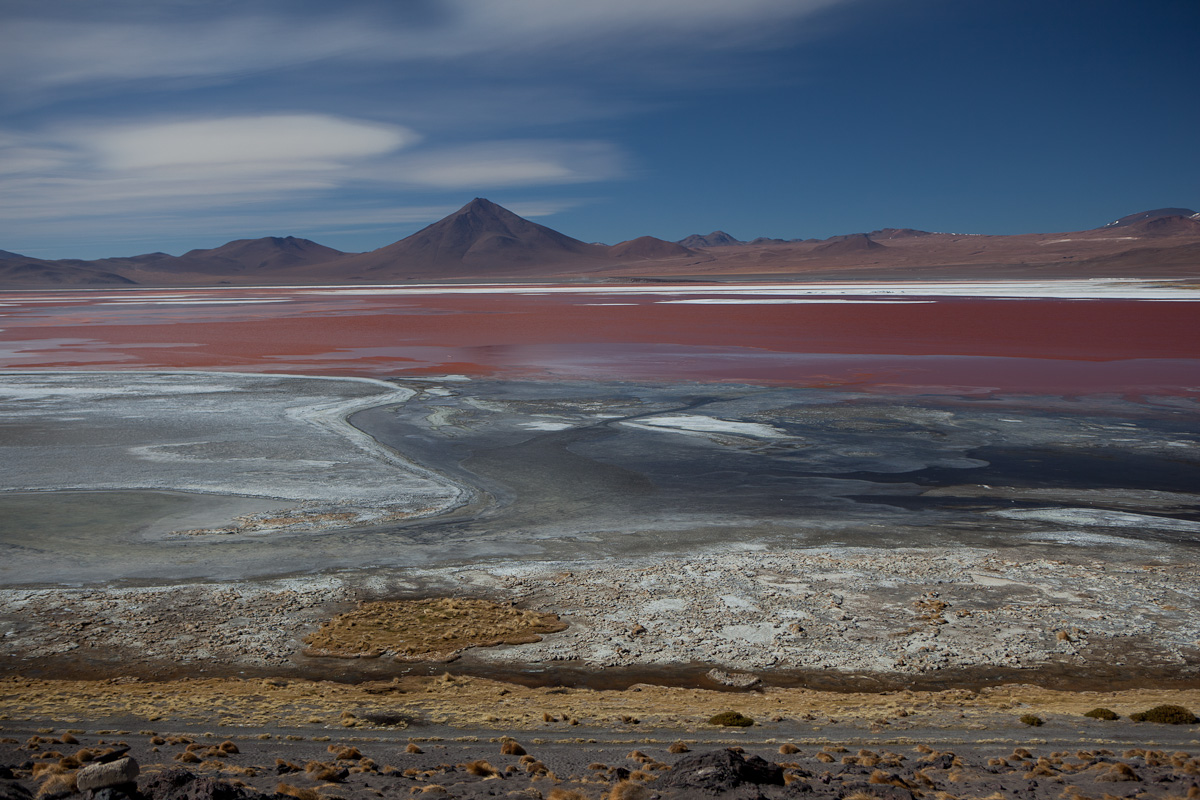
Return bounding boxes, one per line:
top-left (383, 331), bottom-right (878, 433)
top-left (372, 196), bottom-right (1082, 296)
top-left (623, 414), bottom-right (787, 438)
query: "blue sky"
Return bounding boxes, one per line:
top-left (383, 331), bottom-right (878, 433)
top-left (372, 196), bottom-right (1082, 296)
top-left (1, 0), bottom-right (1197, 259)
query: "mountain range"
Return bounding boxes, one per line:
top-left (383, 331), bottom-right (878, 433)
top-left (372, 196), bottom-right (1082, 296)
top-left (2, 199), bottom-right (1198, 287)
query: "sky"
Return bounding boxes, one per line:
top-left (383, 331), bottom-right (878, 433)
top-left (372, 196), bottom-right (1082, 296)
top-left (1, 0), bottom-right (1197, 259)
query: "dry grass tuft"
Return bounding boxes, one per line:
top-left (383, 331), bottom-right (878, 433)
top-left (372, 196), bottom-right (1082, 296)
top-left (779, 743), bottom-right (800, 755)
top-left (305, 762), bottom-right (345, 783)
top-left (405, 743), bottom-right (423, 754)
top-left (276, 783), bottom-right (322, 800)
top-left (35, 773), bottom-right (76, 799)
top-left (1098, 763), bottom-right (1140, 782)
top-left (462, 760), bottom-right (500, 778)
top-left (303, 598), bottom-right (568, 661)
top-left (607, 781), bottom-right (650, 800)
top-left (500, 740), bottom-right (526, 756)
top-left (668, 742), bottom-right (690, 754)
top-left (1129, 705), bottom-right (1198, 724)
top-left (816, 752), bottom-right (835, 763)
top-left (547, 790), bottom-right (589, 800)
top-left (58, 734), bottom-right (78, 745)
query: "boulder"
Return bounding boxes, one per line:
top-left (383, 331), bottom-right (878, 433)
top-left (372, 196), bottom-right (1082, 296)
top-left (138, 771), bottom-right (263, 800)
top-left (77, 757), bottom-right (140, 792)
top-left (660, 749), bottom-right (783, 793)
top-left (706, 669), bottom-right (762, 689)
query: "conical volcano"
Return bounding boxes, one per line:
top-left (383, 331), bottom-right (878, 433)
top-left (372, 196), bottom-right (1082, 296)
top-left (349, 198), bottom-right (605, 276)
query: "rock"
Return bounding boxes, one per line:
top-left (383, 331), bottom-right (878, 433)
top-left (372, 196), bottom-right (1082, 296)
top-left (139, 769), bottom-right (196, 800)
top-left (77, 757), bottom-right (140, 792)
top-left (839, 783), bottom-right (915, 800)
top-left (358, 711), bottom-right (412, 727)
top-left (0, 781), bottom-right (33, 800)
top-left (660, 749), bottom-right (784, 793)
top-left (706, 668), bottom-right (762, 689)
top-left (90, 788), bottom-right (141, 800)
top-left (138, 771), bottom-right (262, 800)
top-left (180, 776), bottom-right (262, 800)
top-left (94, 747), bottom-right (132, 765)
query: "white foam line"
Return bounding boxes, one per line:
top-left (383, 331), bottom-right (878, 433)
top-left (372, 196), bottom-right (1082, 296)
top-left (657, 298), bottom-right (936, 304)
top-left (96, 299), bottom-right (291, 305)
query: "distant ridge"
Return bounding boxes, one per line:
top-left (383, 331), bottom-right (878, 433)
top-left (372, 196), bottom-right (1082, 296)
top-left (610, 236), bottom-right (696, 260)
top-left (812, 233), bottom-right (886, 253)
top-left (1104, 208), bottom-right (1198, 228)
top-left (2, 202), bottom-right (1199, 287)
top-left (677, 231), bottom-right (742, 247)
top-left (869, 228), bottom-right (932, 240)
top-left (179, 236), bottom-right (343, 272)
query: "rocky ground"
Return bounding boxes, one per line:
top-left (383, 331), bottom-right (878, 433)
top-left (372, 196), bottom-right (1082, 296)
top-left (3, 546), bottom-right (1199, 684)
top-left (3, 712), bottom-right (1200, 800)
top-left (475, 548), bottom-right (1200, 677)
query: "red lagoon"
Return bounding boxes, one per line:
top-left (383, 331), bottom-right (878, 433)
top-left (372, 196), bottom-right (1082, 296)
top-left (0, 285), bottom-right (1196, 396)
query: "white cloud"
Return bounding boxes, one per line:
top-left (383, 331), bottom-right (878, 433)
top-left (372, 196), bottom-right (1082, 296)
top-left (89, 115), bottom-right (416, 171)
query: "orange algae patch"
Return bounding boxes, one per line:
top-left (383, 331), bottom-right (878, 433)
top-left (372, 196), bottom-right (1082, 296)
top-left (302, 598), bottom-right (568, 662)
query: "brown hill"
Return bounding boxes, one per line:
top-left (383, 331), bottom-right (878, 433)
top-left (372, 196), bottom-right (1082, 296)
top-left (1104, 208), bottom-right (1197, 228)
top-left (812, 233), bottom-right (887, 253)
top-left (1114, 215), bottom-right (1200, 238)
top-left (179, 236), bottom-right (344, 272)
top-left (0, 254), bottom-right (134, 287)
top-left (609, 236), bottom-right (697, 260)
top-left (869, 228), bottom-right (932, 240)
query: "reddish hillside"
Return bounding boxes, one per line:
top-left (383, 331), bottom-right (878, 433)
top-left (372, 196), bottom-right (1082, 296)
top-left (812, 233), bottom-right (887, 253)
top-left (609, 236), bottom-right (697, 260)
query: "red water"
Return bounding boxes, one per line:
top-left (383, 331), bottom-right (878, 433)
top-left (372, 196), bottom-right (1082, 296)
top-left (1, 286), bottom-right (1196, 395)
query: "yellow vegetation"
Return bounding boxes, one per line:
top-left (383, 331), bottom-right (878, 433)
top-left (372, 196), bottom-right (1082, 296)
top-left (302, 598), bottom-right (568, 661)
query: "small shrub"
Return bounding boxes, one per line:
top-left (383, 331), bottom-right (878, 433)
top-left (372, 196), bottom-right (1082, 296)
top-left (35, 773), bottom-right (76, 800)
top-left (405, 743), bottom-right (422, 754)
top-left (463, 760), bottom-right (499, 778)
top-left (276, 784), bottom-right (321, 800)
top-left (779, 743), bottom-right (800, 755)
top-left (1129, 705), bottom-right (1198, 725)
top-left (708, 711), bottom-right (754, 727)
top-left (1084, 707), bottom-right (1120, 721)
top-left (500, 740), bottom-right (526, 756)
top-left (1019, 714), bottom-right (1044, 727)
top-left (668, 742), bottom-right (690, 754)
top-left (1097, 762), bottom-right (1140, 782)
top-left (608, 781), bottom-right (650, 800)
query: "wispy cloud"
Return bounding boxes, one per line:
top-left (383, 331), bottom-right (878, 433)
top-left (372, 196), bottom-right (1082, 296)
top-left (388, 141), bottom-right (624, 189)
top-left (0, 109), bottom-right (623, 255)
top-left (1, 1), bottom-right (848, 94)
